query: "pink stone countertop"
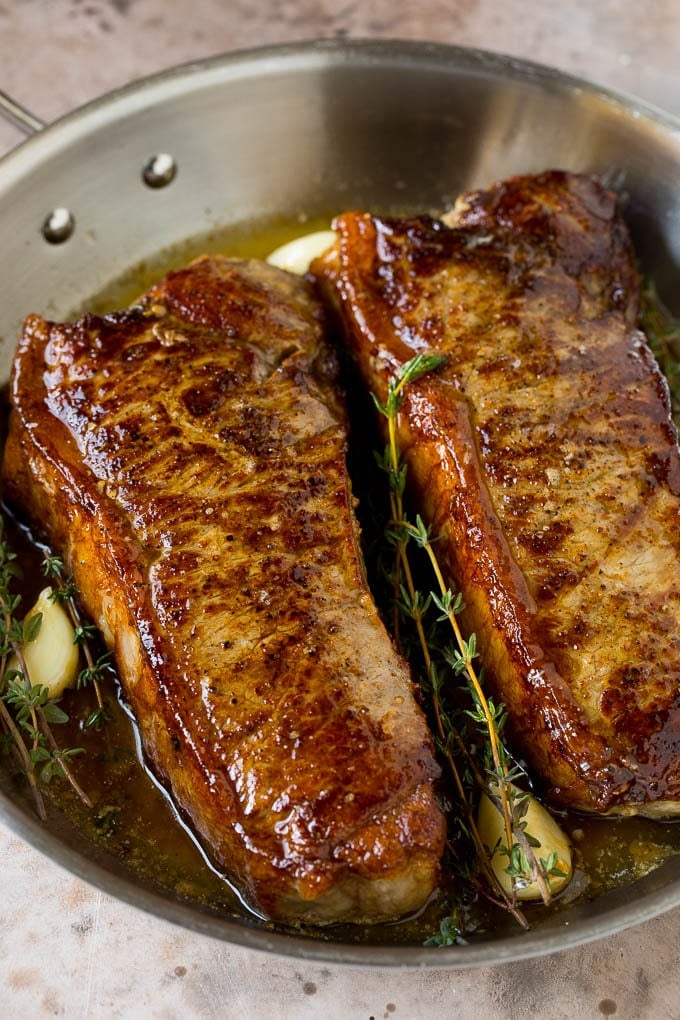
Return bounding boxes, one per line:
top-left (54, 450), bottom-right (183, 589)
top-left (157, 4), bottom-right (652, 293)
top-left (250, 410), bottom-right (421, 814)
top-left (1, 2), bottom-right (680, 1017)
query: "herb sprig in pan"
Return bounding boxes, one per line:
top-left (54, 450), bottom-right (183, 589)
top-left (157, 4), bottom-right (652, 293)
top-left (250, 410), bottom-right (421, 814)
top-left (642, 280), bottom-right (680, 424)
top-left (372, 354), bottom-right (568, 937)
top-left (41, 552), bottom-right (113, 731)
top-left (0, 522), bottom-right (112, 817)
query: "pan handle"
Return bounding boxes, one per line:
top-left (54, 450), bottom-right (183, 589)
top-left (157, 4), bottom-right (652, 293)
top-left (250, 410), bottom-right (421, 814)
top-left (0, 90), bottom-right (45, 136)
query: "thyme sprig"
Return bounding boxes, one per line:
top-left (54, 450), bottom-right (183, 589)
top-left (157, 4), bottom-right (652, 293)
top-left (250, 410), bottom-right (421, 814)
top-left (372, 353), bottom-right (446, 641)
top-left (642, 279), bottom-right (680, 424)
top-left (423, 911), bottom-right (466, 947)
top-left (373, 354), bottom-right (561, 932)
top-left (41, 553), bottom-right (112, 730)
top-left (0, 529), bottom-right (91, 817)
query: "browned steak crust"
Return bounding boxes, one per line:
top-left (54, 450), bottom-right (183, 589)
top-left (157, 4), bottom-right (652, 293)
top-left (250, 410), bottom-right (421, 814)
top-left (1, 255), bottom-right (445, 923)
top-left (312, 170), bottom-right (680, 816)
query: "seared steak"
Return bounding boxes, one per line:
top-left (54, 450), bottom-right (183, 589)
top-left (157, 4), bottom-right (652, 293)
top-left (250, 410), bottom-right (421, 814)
top-left (1, 255), bottom-right (445, 923)
top-left (312, 170), bottom-right (680, 816)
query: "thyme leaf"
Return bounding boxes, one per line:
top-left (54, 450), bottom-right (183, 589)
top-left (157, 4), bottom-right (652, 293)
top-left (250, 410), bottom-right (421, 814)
top-left (423, 913), bottom-right (466, 947)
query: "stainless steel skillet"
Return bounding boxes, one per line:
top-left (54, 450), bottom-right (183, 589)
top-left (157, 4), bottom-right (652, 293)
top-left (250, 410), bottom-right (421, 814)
top-left (0, 38), bottom-right (679, 968)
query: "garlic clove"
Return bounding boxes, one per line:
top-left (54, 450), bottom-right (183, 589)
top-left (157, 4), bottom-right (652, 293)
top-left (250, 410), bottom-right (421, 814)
top-left (266, 230), bottom-right (336, 275)
top-left (10, 587), bottom-right (79, 699)
top-left (477, 786), bottom-right (573, 901)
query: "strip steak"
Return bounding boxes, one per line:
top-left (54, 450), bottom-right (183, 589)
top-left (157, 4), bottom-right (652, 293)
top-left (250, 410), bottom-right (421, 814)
top-left (1, 255), bottom-right (445, 923)
top-left (312, 170), bottom-right (680, 816)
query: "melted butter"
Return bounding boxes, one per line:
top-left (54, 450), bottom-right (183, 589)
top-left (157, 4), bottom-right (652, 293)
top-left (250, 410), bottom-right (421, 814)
top-left (83, 214), bottom-right (333, 315)
top-left (4, 216), bottom-right (680, 948)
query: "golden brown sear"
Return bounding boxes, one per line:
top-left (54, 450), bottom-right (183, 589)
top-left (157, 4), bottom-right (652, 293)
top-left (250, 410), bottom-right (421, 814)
top-left (1, 255), bottom-right (445, 923)
top-left (312, 170), bottom-right (680, 817)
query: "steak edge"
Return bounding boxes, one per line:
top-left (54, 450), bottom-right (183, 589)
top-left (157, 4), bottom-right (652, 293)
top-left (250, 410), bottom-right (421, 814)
top-left (1, 255), bottom-right (446, 923)
top-left (311, 170), bottom-right (680, 816)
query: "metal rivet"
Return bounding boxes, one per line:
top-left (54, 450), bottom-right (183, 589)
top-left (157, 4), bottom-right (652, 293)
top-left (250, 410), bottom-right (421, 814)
top-left (142, 153), bottom-right (177, 188)
top-left (42, 207), bottom-right (75, 244)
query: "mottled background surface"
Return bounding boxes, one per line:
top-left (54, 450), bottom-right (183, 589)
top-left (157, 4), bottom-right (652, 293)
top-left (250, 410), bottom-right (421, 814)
top-left (1, 0), bottom-right (679, 155)
top-left (1, 1), bottom-right (680, 1016)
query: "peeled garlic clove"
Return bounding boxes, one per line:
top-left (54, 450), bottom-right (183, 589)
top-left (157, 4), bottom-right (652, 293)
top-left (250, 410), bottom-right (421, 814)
top-left (477, 786), bottom-right (573, 901)
top-left (266, 230), bottom-right (336, 275)
top-left (10, 587), bottom-right (79, 699)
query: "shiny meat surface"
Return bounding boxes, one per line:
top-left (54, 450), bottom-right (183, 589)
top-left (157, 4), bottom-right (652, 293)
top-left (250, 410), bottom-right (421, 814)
top-left (1, 255), bottom-right (445, 923)
top-left (312, 171), bottom-right (680, 816)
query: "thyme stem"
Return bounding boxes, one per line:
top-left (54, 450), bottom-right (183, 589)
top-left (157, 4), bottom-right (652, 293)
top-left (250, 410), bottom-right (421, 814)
top-left (0, 699), bottom-right (46, 819)
top-left (415, 531), bottom-right (516, 866)
top-left (35, 704), bottom-right (92, 807)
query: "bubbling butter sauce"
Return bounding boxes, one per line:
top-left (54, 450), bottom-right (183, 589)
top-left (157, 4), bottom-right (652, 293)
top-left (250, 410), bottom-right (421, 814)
top-left (2, 213), bottom-right (680, 948)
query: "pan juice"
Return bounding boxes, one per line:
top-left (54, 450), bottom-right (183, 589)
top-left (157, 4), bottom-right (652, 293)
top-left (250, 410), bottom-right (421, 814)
top-left (2, 214), bottom-right (680, 947)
